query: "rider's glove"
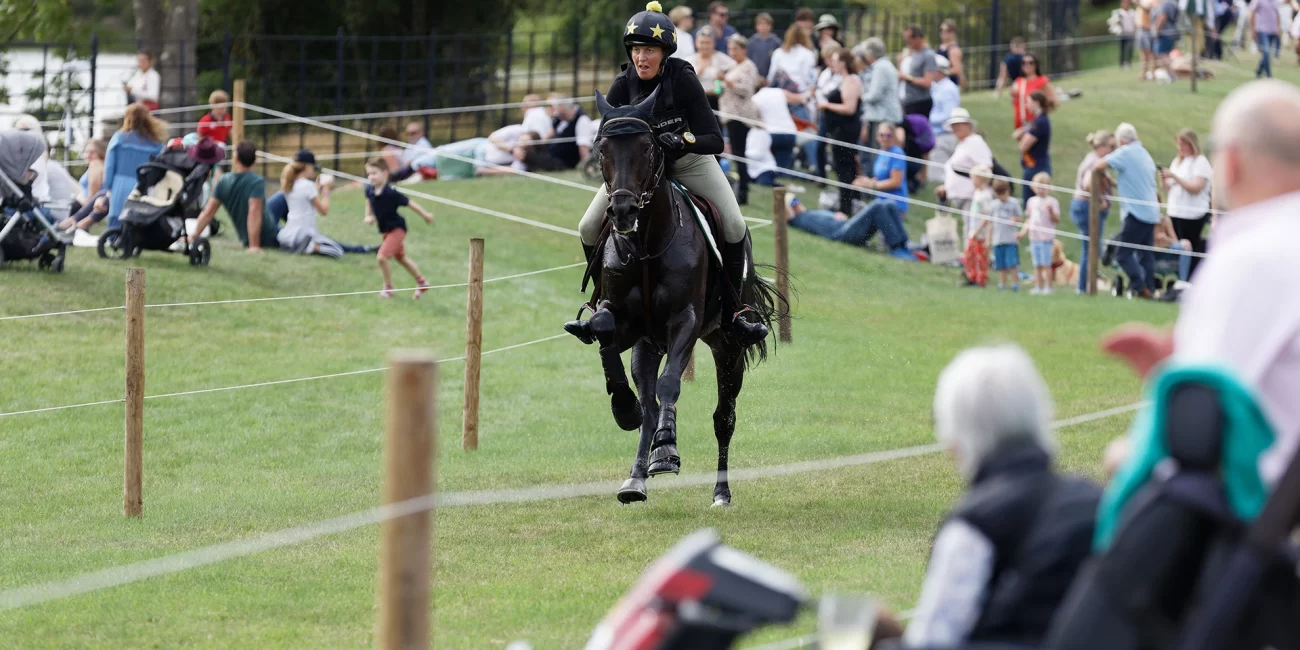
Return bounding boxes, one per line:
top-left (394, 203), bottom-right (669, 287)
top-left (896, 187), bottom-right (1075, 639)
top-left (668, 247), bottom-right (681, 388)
top-left (657, 132), bottom-right (685, 151)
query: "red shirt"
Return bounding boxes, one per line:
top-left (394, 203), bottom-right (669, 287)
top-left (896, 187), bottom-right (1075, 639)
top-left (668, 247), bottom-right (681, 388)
top-left (197, 112), bottom-right (232, 143)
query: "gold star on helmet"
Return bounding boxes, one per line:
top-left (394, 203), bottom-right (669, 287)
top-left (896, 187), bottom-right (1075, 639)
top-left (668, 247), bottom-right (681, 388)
top-left (626, 22), bottom-right (638, 35)
top-left (649, 24), bottom-right (665, 38)
top-left (673, 31), bottom-right (678, 42)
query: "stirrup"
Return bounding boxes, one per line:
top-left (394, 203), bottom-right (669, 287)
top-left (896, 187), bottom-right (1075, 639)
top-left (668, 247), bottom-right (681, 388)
top-left (564, 303), bottom-right (597, 345)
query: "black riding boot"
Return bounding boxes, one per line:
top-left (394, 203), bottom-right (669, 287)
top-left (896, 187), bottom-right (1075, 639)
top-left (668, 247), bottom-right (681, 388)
top-left (563, 244), bottom-right (599, 344)
top-left (723, 239), bottom-right (769, 347)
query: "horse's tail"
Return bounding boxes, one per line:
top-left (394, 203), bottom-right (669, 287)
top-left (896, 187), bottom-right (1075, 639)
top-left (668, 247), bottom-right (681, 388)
top-left (742, 264), bottom-right (789, 369)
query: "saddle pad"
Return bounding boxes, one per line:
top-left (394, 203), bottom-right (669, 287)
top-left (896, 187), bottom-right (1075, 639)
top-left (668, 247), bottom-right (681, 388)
top-left (672, 181), bottom-right (724, 269)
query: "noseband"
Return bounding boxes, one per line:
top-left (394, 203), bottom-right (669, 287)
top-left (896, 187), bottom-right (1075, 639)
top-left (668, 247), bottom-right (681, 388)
top-left (599, 117), bottom-right (666, 217)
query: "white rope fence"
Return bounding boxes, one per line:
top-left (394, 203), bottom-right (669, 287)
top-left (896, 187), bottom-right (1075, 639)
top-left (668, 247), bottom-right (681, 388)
top-left (0, 333), bottom-right (570, 419)
top-left (0, 262), bottom-right (584, 322)
top-left (0, 400), bottom-right (1144, 612)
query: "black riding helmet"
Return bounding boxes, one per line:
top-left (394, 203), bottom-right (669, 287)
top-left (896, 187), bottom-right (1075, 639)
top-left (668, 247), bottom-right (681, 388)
top-left (624, 1), bottom-right (678, 61)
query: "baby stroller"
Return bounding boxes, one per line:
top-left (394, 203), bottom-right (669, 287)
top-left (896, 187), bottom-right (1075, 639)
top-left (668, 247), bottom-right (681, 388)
top-left (0, 130), bottom-right (68, 272)
top-left (98, 148), bottom-right (212, 266)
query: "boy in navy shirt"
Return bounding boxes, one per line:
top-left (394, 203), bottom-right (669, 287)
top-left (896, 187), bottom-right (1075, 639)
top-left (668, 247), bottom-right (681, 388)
top-left (364, 158), bottom-right (434, 298)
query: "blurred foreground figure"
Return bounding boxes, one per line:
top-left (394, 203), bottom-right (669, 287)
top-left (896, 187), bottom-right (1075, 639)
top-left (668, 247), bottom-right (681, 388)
top-left (879, 344), bottom-right (1102, 649)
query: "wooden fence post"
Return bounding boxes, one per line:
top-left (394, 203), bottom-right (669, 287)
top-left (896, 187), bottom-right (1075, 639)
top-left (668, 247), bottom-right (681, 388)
top-left (462, 238), bottom-right (484, 452)
top-left (123, 268), bottom-right (145, 518)
top-left (377, 351), bottom-right (437, 650)
top-left (1087, 169), bottom-right (1103, 296)
top-left (772, 187), bottom-right (792, 342)
top-left (231, 79), bottom-right (246, 145)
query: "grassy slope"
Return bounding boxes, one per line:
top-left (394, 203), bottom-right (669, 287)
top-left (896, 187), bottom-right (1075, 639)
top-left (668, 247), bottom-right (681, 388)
top-left (0, 59), bottom-right (1290, 648)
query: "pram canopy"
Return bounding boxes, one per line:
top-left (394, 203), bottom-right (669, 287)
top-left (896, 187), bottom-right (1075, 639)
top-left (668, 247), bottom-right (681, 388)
top-left (0, 129), bottom-right (47, 204)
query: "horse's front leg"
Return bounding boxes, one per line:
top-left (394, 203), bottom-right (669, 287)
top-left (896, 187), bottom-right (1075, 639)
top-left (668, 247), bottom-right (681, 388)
top-left (590, 302), bottom-right (640, 431)
top-left (618, 340), bottom-right (663, 504)
top-left (647, 307), bottom-right (698, 477)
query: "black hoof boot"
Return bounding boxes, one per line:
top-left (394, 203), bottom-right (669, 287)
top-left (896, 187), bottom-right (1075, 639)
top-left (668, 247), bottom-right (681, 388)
top-left (617, 477), bottom-right (647, 503)
top-left (648, 445), bottom-right (680, 476)
top-left (610, 383), bottom-right (641, 431)
top-left (564, 319), bottom-right (596, 344)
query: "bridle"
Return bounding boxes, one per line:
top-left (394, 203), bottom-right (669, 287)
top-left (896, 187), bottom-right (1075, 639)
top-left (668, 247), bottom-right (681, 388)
top-left (598, 116), bottom-right (666, 220)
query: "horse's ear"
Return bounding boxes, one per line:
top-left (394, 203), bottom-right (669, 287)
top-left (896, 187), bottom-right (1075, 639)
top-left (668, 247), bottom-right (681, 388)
top-left (595, 90), bottom-right (614, 118)
top-left (633, 86), bottom-right (660, 116)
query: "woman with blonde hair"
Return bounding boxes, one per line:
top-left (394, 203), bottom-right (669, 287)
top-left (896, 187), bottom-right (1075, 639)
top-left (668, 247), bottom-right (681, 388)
top-left (1069, 130), bottom-right (1117, 293)
top-left (668, 5), bottom-right (696, 59)
top-left (103, 102), bottom-right (166, 227)
top-left (768, 24), bottom-right (817, 175)
top-left (1160, 128), bottom-right (1213, 276)
top-left (276, 149), bottom-right (371, 258)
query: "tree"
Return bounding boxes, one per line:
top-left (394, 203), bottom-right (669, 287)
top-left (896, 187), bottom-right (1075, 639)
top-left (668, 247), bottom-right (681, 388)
top-left (133, 0), bottom-right (199, 109)
top-left (0, 0), bottom-right (80, 43)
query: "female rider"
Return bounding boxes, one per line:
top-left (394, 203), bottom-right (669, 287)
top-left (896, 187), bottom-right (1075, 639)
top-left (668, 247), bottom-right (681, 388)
top-left (568, 1), bottom-right (767, 348)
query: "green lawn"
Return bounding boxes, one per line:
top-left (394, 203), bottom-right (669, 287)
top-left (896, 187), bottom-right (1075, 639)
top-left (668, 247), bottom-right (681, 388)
top-left (0, 58), bottom-right (1291, 648)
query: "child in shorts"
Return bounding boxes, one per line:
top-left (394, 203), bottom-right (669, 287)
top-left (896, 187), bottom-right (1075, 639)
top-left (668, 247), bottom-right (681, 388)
top-left (989, 178), bottom-right (1024, 292)
top-left (363, 158), bottom-right (435, 299)
top-left (1019, 171), bottom-right (1061, 295)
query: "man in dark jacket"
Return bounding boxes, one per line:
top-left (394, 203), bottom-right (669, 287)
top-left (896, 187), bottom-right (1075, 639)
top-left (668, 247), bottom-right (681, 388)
top-left (547, 96), bottom-right (596, 169)
top-left (876, 344), bottom-right (1103, 648)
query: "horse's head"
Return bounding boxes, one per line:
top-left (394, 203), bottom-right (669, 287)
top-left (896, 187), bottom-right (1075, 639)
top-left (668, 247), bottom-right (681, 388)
top-left (595, 87), bottom-right (665, 236)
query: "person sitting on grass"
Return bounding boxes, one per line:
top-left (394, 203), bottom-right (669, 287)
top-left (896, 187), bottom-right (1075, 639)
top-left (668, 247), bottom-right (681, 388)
top-left (869, 343), bottom-right (1103, 648)
top-left (276, 149), bottom-right (372, 258)
top-left (783, 190), bottom-right (915, 259)
top-left (989, 178), bottom-right (1024, 292)
top-left (363, 158), bottom-right (435, 299)
top-left (190, 141), bottom-right (280, 252)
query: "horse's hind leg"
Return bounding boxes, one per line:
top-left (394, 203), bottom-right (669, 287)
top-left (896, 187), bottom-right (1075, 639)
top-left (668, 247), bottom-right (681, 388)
top-left (648, 309), bottom-right (698, 477)
top-left (618, 340), bottom-right (663, 503)
top-left (709, 340), bottom-right (745, 507)
top-left (590, 305), bottom-right (640, 431)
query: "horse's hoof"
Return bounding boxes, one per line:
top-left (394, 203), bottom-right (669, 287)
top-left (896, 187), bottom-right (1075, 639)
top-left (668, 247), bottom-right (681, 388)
top-left (647, 445), bottom-right (680, 476)
top-left (610, 387), bottom-right (641, 431)
top-left (563, 320), bottom-right (596, 345)
top-left (711, 497), bottom-right (732, 508)
top-left (617, 478), bottom-right (647, 504)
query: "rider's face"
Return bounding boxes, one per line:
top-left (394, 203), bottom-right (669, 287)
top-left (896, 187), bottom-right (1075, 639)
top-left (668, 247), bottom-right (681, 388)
top-left (631, 45), bottom-right (664, 80)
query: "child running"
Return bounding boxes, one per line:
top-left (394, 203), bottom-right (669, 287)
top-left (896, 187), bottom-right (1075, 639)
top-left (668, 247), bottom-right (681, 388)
top-left (364, 158), bottom-right (435, 299)
top-left (1018, 171), bottom-right (1061, 294)
top-left (989, 178), bottom-right (1024, 292)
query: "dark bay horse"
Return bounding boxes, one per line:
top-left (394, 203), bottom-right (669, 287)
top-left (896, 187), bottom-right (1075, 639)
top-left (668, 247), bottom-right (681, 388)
top-left (571, 88), bottom-right (784, 506)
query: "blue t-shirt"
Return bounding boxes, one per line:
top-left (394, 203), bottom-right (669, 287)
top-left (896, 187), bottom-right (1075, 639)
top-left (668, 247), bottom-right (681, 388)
top-left (872, 145), bottom-right (909, 212)
top-left (1003, 52), bottom-right (1024, 81)
top-left (1023, 114), bottom-right (1051, 171)
top-left (1104, 141), bottom-right (1160, 224)
top-left (366, 183), bottom-right (410, 233)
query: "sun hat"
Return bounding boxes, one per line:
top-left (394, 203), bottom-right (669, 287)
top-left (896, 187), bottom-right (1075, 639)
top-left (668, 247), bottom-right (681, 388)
top-left (814, 14), bottom-right (840, 32)
top-left (935, 55), bottom-right (951, 74)
top-left (187, 136), bottom-right (226, 165)
top-left (943, 107), bottom-right (976, 129)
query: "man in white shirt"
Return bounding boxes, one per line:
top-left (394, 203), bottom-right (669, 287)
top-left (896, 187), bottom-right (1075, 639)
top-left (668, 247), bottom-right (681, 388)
top-left (400, 122), bottom-right (434, 169)
top-left (521, 94), bottom-right (554, 140)
top-left (1104, 80), bottom-right (1300, 485)
top-left (124, 51), bottom-right (161, 110)
top-left (927, 56), bottom-right (962, 180)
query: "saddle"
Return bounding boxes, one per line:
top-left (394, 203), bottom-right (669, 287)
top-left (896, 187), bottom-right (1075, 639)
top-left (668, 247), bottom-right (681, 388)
top-left (580, 183), bottom-right (730, 328)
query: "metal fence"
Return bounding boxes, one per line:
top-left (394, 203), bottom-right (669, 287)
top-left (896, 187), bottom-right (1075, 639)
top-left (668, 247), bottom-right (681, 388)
top-left (0, 0), bottom-right (1087, 170)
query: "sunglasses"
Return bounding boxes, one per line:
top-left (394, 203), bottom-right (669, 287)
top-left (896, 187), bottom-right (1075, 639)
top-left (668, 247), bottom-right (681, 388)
top-left (1024, 59), bottom-right (1038, 65)
top-left (714, 11), bottom-right (729, 16)
top-left (877, 131), bottom-right (894, 139)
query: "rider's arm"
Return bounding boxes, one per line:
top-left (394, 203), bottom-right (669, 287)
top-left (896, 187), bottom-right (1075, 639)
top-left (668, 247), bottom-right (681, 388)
top-left (676, 65), bottom-right (723, 155)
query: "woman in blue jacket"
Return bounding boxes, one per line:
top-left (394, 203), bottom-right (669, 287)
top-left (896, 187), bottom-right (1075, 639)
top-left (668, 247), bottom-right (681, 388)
top-left (103, 103), bottom-right (165, 227)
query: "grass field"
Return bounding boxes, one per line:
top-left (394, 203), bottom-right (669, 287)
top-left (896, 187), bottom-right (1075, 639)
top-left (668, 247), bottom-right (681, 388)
top-left (0, 58), bottom-right (1292, 648)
